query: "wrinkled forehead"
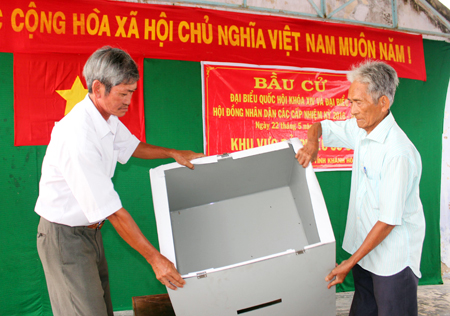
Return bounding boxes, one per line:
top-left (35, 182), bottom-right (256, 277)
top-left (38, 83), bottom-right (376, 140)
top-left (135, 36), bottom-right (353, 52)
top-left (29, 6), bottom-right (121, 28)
top-left (112, 81), bottom-right (138, 92)
top-left (348, 81), bottom-right (371, 100)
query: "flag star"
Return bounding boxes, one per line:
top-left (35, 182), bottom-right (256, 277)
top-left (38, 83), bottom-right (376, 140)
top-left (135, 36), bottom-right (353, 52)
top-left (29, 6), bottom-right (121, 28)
top-left (56, 76), bottom-right (88, 115)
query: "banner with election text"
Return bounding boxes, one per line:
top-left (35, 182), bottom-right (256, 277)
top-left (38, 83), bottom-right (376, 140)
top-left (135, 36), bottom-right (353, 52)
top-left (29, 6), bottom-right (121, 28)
top-left (2, 0), bottom-right (426, 146)
top-left (202, 62), bottom-right (354, 170)
top-left (1, 0), bottom-right (425, 81)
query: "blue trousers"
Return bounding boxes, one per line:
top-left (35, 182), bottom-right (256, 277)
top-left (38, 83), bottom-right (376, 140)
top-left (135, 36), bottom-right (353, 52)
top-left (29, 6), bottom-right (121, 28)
top-left (349, 264), bottom-right (419, 316)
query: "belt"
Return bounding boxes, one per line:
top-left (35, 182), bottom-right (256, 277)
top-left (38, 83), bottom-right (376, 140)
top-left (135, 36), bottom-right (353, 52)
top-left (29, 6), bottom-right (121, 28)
top-left (87, 220), bottom-right (105, 230)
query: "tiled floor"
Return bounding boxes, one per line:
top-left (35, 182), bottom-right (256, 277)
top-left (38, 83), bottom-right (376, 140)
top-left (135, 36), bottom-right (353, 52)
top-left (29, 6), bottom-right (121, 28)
top-left (113, 311), bottom-right (133, 316)
top-left (336, 278), bottom-right (450, 316)
top-left (114, 278), bottom-right (450, 316)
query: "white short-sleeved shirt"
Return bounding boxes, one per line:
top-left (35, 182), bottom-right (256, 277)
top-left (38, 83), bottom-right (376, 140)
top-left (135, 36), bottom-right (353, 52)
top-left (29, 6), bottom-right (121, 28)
top-left (321, 113), bottom-right (425, 277)
top-left (35, 94), bottom-right (140, 226)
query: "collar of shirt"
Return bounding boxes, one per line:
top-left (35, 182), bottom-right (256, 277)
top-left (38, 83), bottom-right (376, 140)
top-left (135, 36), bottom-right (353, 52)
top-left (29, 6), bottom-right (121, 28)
top-left (364, 112), bottom-right (395, 144)
top-left (84, 94), bottom-right (118, 139)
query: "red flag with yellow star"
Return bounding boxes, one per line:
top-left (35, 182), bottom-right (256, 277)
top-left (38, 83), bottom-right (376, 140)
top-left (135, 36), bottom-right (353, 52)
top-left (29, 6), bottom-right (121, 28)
top-left (14, 53), bottom-right (145, 146)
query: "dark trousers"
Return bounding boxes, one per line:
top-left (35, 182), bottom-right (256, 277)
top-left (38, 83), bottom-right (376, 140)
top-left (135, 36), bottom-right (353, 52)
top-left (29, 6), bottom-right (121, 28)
top-left (37, 217), bottom-right (113, 316)
top-left (349, 264), bottom-right (419, 316)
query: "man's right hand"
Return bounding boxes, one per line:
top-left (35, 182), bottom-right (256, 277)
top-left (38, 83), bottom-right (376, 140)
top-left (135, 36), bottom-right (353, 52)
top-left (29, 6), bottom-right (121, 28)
top-left (295, 140), bottom-right (319, 168)
top-left (295, 122), bottom-right (322, 168)
top-left (150, 253), bottom-right (186, 290)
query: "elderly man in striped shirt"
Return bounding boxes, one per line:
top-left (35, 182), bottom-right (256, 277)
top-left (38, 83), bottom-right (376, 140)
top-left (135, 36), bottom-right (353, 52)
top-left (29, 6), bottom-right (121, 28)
top-left (296, 60), bottom-right (425, 316)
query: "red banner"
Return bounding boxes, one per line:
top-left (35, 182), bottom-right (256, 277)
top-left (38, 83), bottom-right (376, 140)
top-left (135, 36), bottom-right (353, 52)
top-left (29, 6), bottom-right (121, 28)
top-left (203, 63), bottom-right (354, 169)
top-left (0, 0), bottom-right (425, 81)
top-left (14, 53), bottom-right (145, 146)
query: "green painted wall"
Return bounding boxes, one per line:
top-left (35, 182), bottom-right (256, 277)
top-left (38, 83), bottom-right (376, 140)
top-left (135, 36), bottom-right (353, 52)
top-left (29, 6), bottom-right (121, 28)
top-left (0, 39), bottom-right (448, 315)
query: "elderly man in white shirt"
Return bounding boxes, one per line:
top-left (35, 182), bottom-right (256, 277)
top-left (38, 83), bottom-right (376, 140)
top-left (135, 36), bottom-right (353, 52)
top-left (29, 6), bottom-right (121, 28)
top-left (35, 46), bottom-right (204, 316)
top-left (296, 61), bottom-right (425, 316)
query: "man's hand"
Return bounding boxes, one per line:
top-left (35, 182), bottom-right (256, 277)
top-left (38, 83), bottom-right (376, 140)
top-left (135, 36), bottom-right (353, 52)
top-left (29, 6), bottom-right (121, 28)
top-left (295, 122), bottom-right (322, 168)
top-left (132, 142), bottom-right (204, 168)
top-left (325, 260), bottom-right (354, 289)
top-left (108, 208), bottom-right (186, 290)
top-left (324, 221), bottom-right (395, 289)
top-left (150, 253), bottom-right (186, 290)
top-left (295, 140), bottom-right (319, 168)
top-left (172, 150), bottom-right (205, 170)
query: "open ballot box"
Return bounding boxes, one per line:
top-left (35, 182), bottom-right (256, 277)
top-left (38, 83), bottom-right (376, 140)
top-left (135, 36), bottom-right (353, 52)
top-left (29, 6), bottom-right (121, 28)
top-left (149, 138), bottom-right (336, 316)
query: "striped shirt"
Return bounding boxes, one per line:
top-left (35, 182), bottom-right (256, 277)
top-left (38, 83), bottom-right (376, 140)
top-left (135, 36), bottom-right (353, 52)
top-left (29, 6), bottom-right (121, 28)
top-left (321, 113), bottom-right (425, 277)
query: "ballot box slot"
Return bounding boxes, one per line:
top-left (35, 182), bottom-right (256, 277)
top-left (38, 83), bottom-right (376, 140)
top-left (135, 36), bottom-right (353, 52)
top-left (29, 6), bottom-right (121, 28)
top-left (237, 299), bottom-right (282, 314)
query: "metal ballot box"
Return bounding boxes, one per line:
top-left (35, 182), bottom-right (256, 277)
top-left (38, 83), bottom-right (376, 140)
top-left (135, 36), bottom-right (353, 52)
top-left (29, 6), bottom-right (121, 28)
top-left (150, 139), bottom-right (336, 316)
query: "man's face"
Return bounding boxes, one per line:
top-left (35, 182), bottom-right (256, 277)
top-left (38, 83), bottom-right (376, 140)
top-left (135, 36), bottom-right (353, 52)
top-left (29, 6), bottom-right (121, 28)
top-left (98, 81), bottom-right (137, 118)
top-left (348, 81), bottom-right (390, 134)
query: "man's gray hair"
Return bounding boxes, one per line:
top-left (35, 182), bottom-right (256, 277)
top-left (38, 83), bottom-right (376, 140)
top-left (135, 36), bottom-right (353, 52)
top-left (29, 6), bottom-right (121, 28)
top-left (347, 60), bottom-right (399, 106)
top-left (83, 46), bottom-right (139, 94)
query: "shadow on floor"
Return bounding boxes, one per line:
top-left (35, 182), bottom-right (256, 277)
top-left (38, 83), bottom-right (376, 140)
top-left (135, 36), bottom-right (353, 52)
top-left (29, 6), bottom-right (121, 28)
top-left (336, 278), bottom-right (450, 316)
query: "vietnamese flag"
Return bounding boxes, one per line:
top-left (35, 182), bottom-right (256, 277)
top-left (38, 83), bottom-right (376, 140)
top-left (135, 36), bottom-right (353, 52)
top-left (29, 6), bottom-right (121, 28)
top-left (13, 53), bottom-right (145, 146)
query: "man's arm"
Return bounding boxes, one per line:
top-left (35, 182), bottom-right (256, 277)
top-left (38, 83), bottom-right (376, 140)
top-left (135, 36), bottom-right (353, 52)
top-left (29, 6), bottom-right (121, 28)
top-left (108, 207), bottom-right (185, 290)
top-left (325, 221), bottom-right (395, 289)
top-left (295, 122), bottom-right (322, 168)
top-left (132, 142), bottom-right (205, 169)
